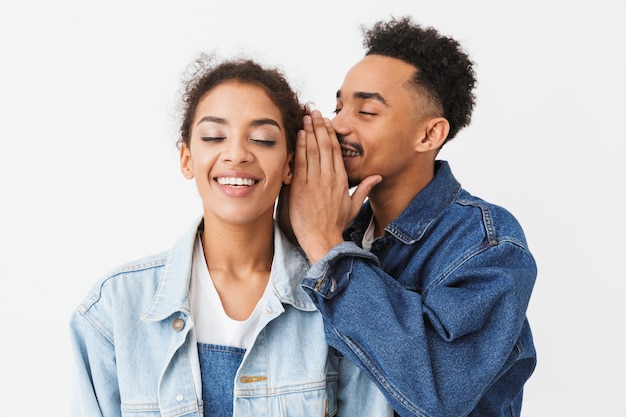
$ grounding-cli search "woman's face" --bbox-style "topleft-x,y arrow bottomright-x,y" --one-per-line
180,81 -> 293,226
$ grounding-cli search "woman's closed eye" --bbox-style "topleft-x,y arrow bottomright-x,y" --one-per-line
251,138 -> 276,147
201,136 -> 226,142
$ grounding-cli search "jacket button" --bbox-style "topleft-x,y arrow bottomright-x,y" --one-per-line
172,318 -> 185,331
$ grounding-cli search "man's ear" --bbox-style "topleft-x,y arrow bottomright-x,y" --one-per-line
180,143 -> 195,179
416,117 -> 450,152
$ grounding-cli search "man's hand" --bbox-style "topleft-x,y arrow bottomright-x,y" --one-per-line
288,110 -> 381,264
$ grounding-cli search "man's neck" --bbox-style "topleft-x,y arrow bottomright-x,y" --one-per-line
368,163 -> 435,237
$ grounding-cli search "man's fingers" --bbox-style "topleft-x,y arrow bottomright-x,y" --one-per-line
303,114 -> 322,180
350,175 -> 383,218
310,110 -> 338,175
323,117 -> 347,177
293,129 -> 308,183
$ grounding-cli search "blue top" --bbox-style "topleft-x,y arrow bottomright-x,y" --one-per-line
303,160 -> 537,417
197,343 -> 245,417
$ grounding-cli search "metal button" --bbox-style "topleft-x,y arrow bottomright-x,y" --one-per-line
172,318 -> 185,331
176,394 -> 184,401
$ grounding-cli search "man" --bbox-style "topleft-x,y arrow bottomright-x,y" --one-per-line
284,16 -> 537,417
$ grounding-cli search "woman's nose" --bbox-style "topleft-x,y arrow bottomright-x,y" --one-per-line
222,138 -> 252,164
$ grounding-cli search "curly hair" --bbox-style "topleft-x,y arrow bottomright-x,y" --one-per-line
177,54 -> 307,152
362,16 -> 476,143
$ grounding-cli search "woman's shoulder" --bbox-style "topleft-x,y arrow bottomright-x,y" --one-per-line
76,250 -> 171,313
78,218 -> 202,312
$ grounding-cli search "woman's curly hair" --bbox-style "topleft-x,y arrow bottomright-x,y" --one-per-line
177,53 -> 307,152
363,16 -> 477,143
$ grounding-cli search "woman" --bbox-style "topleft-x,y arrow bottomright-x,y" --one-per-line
69,56 -> 392,417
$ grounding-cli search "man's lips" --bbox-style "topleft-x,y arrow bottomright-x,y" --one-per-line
341,148 -> 360,157
338,134 -> 363,157
340,144 -> 362,157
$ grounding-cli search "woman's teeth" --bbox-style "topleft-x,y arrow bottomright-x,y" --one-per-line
217,177 -> 256,186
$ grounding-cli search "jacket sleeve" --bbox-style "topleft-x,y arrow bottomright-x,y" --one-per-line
302,240 -> 536,417
335,350 -> 394,416
69,309 -> 121,417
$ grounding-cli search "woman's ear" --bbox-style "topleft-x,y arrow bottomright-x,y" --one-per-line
283,153 -> 294,185
415,117 -> 450,152
180,143 -> 195,179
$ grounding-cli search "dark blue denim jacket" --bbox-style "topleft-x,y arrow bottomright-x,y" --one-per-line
302,161 -> 537,417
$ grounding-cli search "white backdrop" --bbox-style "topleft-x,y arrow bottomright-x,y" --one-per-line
1,1 -> 625,415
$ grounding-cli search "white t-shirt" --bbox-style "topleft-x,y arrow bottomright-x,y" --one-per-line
361,215 -> 376,252
189,235 -> 272,349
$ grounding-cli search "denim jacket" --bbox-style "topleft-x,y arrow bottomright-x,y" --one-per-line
70,218 -> 392,417
302,161 -> 537,417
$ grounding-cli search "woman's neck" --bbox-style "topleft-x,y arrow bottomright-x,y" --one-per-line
201,216 -> 274,276
200,215 -> 274,321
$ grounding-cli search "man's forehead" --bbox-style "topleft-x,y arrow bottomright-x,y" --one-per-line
354,55 -> 415,76
337,56 -> 416,102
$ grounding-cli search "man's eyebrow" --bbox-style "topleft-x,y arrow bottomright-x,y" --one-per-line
336,90 -> 389,106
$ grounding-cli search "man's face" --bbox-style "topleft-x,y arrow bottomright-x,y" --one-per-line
332,54 -> 429,188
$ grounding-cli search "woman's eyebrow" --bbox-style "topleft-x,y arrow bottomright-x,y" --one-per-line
196,116 -> 227,127
196,116 -> 280,129
250,118 -> 281,130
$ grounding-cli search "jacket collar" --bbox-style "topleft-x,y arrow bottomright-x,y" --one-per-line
347,160 -> 462,245
269,224 -> 316,311
142,217 -> 314,321
141,217 -> 200,321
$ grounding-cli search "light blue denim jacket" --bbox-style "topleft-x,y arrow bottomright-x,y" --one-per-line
70,218 -> 392,417
302,161 -> 537,417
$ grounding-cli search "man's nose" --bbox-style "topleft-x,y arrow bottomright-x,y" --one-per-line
331,112 -> 349,138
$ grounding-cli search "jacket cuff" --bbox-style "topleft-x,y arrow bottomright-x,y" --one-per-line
302,241 -> 379,298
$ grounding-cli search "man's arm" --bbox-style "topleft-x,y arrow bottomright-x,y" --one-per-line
302,239 -> 536,417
